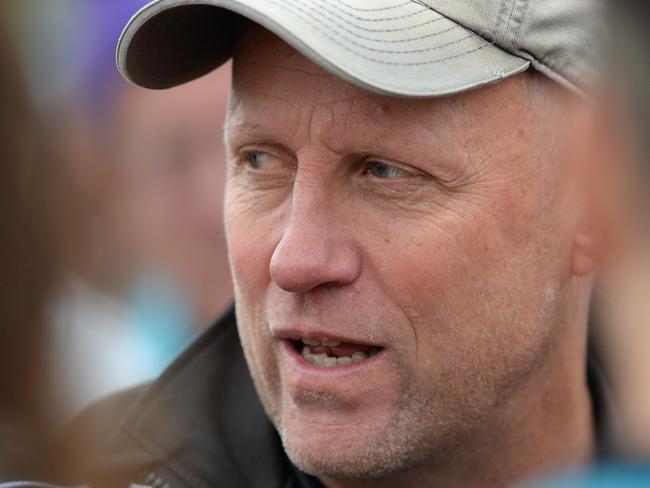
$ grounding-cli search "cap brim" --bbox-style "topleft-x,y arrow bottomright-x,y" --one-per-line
117,0 -> 531,97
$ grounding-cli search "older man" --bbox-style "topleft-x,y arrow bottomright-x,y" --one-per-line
69,1 -> 607,487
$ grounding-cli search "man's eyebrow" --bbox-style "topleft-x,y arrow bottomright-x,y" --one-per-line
226,122 -> 276,142
227,121 -> 262,133
225,121 -> 297,155
356,142 -> 393,156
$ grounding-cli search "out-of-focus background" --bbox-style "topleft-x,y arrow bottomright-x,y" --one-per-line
2,0 -> 232,425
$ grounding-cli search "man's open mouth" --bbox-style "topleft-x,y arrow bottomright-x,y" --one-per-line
289,338 -> 382,368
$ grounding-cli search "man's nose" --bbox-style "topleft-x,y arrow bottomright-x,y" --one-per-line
269,190 -> 361,294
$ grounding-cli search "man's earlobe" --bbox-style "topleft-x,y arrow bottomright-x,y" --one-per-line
571,233 -> 599,277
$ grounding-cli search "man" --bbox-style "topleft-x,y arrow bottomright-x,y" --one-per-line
68,1 -> 607,487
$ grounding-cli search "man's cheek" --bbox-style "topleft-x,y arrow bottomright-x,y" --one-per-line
226,213 -> 275,289
373,229 -> 481,306
229,238 -> 267,291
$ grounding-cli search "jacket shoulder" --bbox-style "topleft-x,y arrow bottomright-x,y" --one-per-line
50,383 -> 151,484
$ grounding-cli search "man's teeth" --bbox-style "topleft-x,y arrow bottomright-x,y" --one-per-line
301,346 -> 372,367
303,338 -> 340,347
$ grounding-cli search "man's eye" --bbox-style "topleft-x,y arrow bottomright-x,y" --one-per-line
240,150 -> 291,175
245,151 -> 271,170
364,161 -> 412,180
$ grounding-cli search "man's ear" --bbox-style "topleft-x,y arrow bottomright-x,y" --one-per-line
568,96 -> 617,278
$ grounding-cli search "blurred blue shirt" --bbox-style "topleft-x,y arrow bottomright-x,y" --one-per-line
527,464 -> 650,488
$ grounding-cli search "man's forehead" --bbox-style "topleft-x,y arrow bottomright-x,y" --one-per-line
231,23 -> 363,103
230,45 -> 530,133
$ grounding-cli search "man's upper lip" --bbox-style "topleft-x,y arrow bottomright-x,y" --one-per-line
272,327 -> 384,348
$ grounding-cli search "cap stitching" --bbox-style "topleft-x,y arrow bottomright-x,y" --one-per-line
529,57 -> 584,95
495,0 -> 510,44
325,0 -> 415,13
282,0 -> 461,44
280,0 -> 485,58
405,0 -> 503,51
505,0 -> 528,50
286,0 -> 476,54
268,0 -> 490,65
513,0 -> 530,49
312,22 -> 461,45
278,0 -> 446,33
504,0 -> 518,41
297,0 -> 432,23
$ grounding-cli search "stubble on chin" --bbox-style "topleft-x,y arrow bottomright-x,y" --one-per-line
271,366 -> 466,481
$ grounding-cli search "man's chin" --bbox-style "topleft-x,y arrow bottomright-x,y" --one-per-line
278,418 -> 406,480
283,438 -> 394,480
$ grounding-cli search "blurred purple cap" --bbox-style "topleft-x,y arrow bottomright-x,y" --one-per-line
76,0 -> 149,120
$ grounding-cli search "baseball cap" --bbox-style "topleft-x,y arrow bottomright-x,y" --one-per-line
116,0 -> 602,97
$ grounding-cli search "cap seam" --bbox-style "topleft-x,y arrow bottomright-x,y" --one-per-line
514,0 -> 530,49
283,0 -> 462,46
504,0 -> 517,41
406,0 -> 504,56
495,0 -> 511,44
289,0 -> 481,55
411,0 -> 497,42
272,0 -> 448,34
322,0 -> 413,13
267,0 -> 491,64
527,55 -> 585,96
508,0 -> 528,50
301,0 -> 432,23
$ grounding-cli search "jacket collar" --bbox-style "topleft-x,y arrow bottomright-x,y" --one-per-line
114,305 -> 294,488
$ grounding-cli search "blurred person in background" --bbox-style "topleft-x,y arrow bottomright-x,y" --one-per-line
0,9 -> 66,480
524,0 -> 650,486
0,0 -> 233,481
48,61 -> 234,421
593,0 -> 650,460
8,0 -> 233,422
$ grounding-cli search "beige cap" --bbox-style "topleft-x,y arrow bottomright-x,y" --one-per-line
117,0 -> 603,97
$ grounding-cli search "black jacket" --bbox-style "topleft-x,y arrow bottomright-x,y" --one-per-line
58,305 -> 613,488
60,305 -> 317,488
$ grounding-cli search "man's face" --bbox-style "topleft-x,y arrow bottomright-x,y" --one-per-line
225,27 -> 580,479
